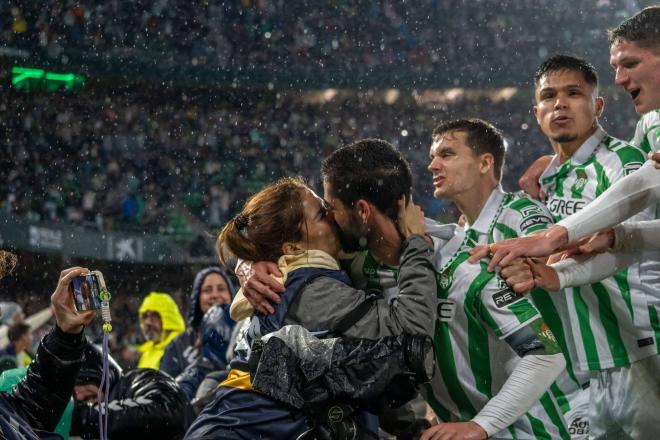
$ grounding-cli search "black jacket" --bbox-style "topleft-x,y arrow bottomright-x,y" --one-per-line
71,368 -> 194,440
0,326 -> 86,440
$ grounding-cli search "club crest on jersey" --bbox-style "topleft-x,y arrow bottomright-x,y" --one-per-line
437,299 -> 456,322
572,170 -> 588,192
437,271 -> 452,290
492,285 -> 522,308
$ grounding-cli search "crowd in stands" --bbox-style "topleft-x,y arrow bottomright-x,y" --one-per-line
1,86 -> 639,236
1,0 -> 650,84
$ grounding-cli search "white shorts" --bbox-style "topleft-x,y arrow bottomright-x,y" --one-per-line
589,354 -> 660,439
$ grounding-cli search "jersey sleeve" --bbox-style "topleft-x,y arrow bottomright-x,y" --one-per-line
492,197 -> 554,242
474,270 -> 540,339
632,111 -> 660,154
603,142 -> 647,185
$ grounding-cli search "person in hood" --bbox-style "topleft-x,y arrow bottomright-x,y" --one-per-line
71,342 -> 193,440
0,250 -> 95,440
137,292 -> 185,369
160,267 -> 236,377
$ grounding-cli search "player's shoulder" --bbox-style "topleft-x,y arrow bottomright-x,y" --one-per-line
598,134 -> 646,169
499,193 -> 554,236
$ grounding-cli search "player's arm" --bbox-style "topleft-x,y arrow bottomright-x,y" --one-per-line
230,259 -> 285,319
467,319 -> 565,438
518,155 -> 553,199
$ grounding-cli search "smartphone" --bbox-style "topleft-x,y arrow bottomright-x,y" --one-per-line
69,270 -> 106,312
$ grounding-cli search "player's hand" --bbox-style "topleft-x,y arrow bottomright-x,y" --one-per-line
519,155 -> 552,199
649,152 -> 660,169
243,261 -> 284,315
528,258 -> 561,291
51,267 -> 96,334
397,195 -> 426,238
500,258 -> 535,293
576,229 -> 615,254
420,421 -> 487,440
469,225 -> 569,272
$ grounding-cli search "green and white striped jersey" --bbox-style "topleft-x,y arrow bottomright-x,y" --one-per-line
540,127 -> 658,371
492,191 -> 591,425
423,188 -> 570,439
632,109 -> 660,153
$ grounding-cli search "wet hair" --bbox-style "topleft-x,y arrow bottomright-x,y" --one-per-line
432,118 -> 506,181
320,139 -> 412,221
608,6 -> 660,50
8,322 -> 30,343
0,251 -> 17,281
534,54 -> 599,89
217,177 -> 308,265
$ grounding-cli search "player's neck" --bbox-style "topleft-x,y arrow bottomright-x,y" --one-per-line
553,125 -> 598,164
453,181 -> 498,226
367,214 -> 402,266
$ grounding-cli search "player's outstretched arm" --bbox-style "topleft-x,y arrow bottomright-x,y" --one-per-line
469,225 -> 568,272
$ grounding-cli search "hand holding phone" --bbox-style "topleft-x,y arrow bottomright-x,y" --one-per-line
69,270 -> 106,312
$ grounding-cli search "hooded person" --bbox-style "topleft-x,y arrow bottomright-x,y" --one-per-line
160,267 -> 236,377
71,342 -> 193,440
137,292 -> 185,370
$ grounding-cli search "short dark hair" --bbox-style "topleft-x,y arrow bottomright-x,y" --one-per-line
321,139 -> 412,221
8,322 -> 30,343
432,119 -> 506,181
608,6 -> 660,50
534,54 -> 599,89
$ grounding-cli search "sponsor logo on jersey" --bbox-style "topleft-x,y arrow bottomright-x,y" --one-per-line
492,287 -> 523,308
437,299 -> 456,321
568,416 -> 589,436
547,197 -> 586,217
624,162 -> 643,176
520,214 -> 553,232
519,205 -> 544,217
637,337 -> 654,347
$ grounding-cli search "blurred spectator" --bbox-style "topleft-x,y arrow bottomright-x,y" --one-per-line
161,267 -> 237,377
137,291 -> 185,369
0,322 -> 33,372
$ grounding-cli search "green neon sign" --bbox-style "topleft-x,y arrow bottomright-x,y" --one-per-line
11,67 -> 85,91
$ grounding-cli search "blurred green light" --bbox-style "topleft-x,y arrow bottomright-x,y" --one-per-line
11,66 -> 85,91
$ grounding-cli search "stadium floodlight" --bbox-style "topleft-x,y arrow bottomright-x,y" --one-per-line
11,66 -> 85,91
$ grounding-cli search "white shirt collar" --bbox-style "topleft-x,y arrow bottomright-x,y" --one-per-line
465,186 -> 505,235
541,126 -> 606,179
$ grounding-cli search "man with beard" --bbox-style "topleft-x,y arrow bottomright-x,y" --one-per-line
137,291 -> 185,369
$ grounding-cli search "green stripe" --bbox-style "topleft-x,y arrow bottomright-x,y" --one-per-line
432,317 -> 477,419
423,383 -> 452,421
466,270 -> 496,400
613,268 -> 633,319
525,412 -> 552,439
530,289 -> 580,387
553,162 -> 572,198
592,159 -> 611,197
508,297 -> 539,324
539,393 -> 571,439
494,222 -> 519,240
592,282 -> 630,366
550,383 -> 570,414
573,287 -> 601,370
